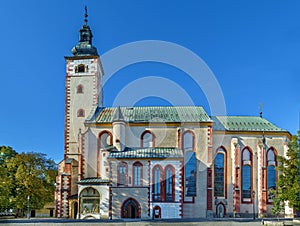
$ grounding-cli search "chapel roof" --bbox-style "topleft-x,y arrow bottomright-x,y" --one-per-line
86,106 -> 212,124
78,177 -> 111,185
108,147 -> 183,159
211,116 -> 286,132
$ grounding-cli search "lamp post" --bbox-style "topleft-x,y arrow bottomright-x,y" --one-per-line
27,195 -> 30,219
151,192 -> 154,220
26,162 -> 30,219
252,190 -> 256,220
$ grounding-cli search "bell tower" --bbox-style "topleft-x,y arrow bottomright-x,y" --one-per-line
64,6 -> 104,160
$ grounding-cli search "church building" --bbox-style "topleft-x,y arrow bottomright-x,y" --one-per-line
55,9 -> 292,219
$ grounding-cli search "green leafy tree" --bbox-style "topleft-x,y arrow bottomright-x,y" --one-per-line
0,149 -> 57,214
6,152 -> 57,211
273,132 -> 300,215
0,146 -> 17,211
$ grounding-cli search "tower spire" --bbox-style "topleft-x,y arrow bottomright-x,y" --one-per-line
259,102 -> 263,118
84,6 -> 88,25
71,6 -> 98,56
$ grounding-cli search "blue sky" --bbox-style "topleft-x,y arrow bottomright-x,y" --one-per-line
0,0 -> 299,163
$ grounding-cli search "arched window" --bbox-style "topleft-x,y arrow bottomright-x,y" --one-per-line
133,162 -> 143,186
77,109 -> 85,117
153,205 -> 161,219
141,130 -> 155,147
153,165 -> 163,201
183,131 -> 197,199
267,148 -> 277,201
214,148 -> 226,197
77,84 -> 83,94
165,165 -> 175,202
99,131 -> 113,150
75,64 -> 86,73
183,131 -> 194,151
118,162 -> 128,186
241,148 -> 252,202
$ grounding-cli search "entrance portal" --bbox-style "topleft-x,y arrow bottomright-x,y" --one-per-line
121,198 -> 141,218
216,203 -> 226,218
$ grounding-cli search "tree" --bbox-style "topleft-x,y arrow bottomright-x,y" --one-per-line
6,152 -> 57,211
273,132 -> 300,216
0,149 -> 57,214
0,146 -> 17,211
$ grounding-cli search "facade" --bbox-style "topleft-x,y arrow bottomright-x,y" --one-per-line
55,11 -> 292,219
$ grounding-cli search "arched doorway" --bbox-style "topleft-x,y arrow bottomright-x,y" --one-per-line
121,198 -> 141,218
216,203 -> 226,218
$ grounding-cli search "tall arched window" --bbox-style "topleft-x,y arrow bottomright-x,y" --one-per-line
165,165 -> 175,202
241,148 -> 252,202
133,162 -> 143,186
76,84 -> 83,94
183,131 -> 194,151
153,165 -> 163,201
141,130 -> 155,147
118,162 -> 128,186
267,148 -> 277,201
214,148 -> 226,197
183,131 -> 197,199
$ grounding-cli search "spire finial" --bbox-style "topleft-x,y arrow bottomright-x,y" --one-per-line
259,102 -> 263,118
84,6 -> 88,25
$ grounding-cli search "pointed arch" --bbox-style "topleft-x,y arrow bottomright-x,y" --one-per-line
182,130 -> 197,201
267,147 -> 277,203
133,161 -> 143,186
121,198 -> 141,218
214,146 -> 227,198
141,130 -> 155,147
98,130 -> 113,150
241,147 -> 253,203
152,164 -> 164,201
117,161 -> 128,186
182,130 -> 195,151
165,164 -> 175,202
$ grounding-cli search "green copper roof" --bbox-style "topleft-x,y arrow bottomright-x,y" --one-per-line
211,116 -> 286,132
108,147 -> 183,159
86,106 -> 211,124
78,177 -> 110,185
71,7 -> 98,56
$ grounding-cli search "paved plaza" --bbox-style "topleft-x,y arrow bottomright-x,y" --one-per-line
0,218 -> 298,226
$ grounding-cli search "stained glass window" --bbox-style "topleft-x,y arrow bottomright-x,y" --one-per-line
214,153 -> 225,197
185,152 -> 197,197
165,166 -> 174,201
118,162 -> 127,186
242,165 -> 251,199
133,162 -> 142,186
267,149 -> 277,201
153,166 -> 161,201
